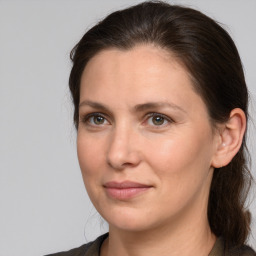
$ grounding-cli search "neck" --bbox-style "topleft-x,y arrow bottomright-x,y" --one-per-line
101,209 -> 216,256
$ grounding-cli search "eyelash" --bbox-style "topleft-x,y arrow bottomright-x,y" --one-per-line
81,112 -> 109,126
145,113 -> 173,127
80,112 -> 173,128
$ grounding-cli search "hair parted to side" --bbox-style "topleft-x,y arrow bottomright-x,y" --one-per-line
69,0 -> 253,248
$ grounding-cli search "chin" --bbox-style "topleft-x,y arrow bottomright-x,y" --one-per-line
101,207 -> 161,232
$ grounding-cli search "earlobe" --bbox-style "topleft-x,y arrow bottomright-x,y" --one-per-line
211,108 -> 246,168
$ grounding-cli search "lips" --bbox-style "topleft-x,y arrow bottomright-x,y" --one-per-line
103,181 -> 153,200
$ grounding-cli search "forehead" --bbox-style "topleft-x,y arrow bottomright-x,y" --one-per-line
81,44 -> 191,91
83,44 -> 177,73
80,45 -> 208,116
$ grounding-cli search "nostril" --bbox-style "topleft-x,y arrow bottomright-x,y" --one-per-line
106,129 -> 141,170
106,151 -> 141,170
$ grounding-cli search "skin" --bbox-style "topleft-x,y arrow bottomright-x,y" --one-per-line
77,45 -> 245,256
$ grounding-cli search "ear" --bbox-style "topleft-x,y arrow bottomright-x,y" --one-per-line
211,108 -> 246,168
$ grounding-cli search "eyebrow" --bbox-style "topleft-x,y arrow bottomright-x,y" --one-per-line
79,100 -> 186,113
79,100 -> 109,111
134,102 -> 186,113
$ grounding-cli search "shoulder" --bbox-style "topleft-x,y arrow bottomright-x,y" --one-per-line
227,244 -> 256,256
210,237 -> 255,256
45,243 -> 91,256
45,233 -> 108,256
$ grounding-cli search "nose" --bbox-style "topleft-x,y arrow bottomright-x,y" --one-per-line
106,126 -> 141,170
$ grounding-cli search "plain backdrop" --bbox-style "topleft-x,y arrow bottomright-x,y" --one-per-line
0,0 -> 255,255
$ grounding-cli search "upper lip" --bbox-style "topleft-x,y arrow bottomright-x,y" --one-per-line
104,181 -> 152,189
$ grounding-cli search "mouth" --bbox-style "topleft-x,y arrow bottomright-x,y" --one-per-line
103,181 -> 153,200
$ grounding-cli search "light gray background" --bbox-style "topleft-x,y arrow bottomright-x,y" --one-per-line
0,0 -> 255,255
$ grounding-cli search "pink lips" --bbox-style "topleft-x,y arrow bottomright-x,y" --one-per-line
104,181 -> 152,200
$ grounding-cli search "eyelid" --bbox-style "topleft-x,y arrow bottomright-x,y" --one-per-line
144,112 -> 174,126
80,111 -> 173,127
80,112 -> 111,125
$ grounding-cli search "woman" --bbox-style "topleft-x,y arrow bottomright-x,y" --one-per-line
47,1 -> 255,255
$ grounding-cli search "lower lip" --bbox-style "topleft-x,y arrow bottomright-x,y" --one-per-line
105,187 -> 151,200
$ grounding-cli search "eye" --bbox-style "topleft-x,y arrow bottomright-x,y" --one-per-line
90,115 -> 106,125
81,113 -> 109,126
146,113 -> 172,127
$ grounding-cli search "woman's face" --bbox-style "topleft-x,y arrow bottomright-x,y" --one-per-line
77,45 -> 219,232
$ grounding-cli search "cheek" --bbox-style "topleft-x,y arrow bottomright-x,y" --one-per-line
145,134 -> 214,214
77,133 -> 104,183
145,128 -> 214,185
76,134 -> 108,210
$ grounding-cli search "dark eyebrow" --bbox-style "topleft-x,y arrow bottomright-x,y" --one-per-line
79,100 -> 109,111
134,102 -> 186,113
79,100 -> 186,113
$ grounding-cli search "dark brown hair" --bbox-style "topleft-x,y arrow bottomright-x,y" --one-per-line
69,1 -> 253,248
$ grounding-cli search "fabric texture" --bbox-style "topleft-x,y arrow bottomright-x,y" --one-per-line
45,233 -> 255,256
